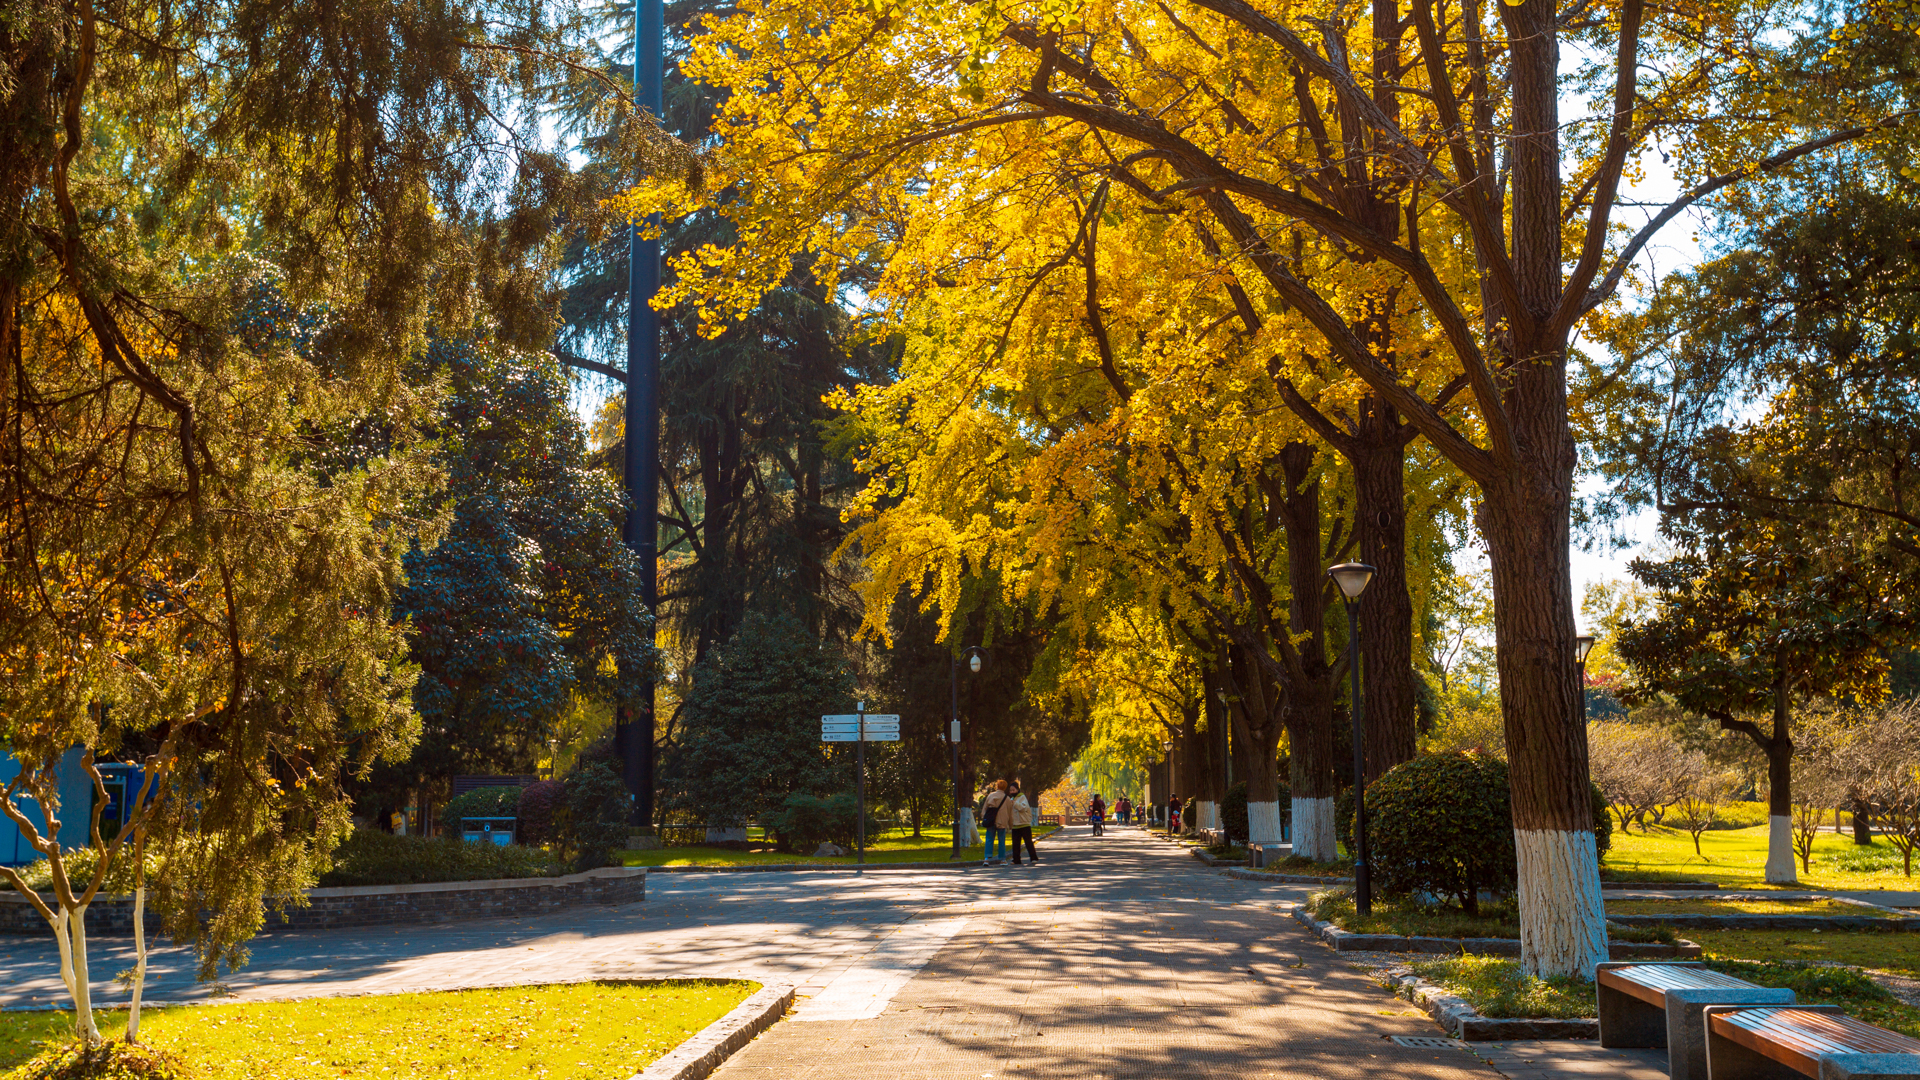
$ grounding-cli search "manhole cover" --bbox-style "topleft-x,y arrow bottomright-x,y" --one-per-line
1390,1035 -> 1469,1050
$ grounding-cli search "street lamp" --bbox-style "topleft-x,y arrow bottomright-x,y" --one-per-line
1162,738 -> 1174,838
1575,633 -> 1596,725
1328,561 -> 1376,917
950,646 -> 987,859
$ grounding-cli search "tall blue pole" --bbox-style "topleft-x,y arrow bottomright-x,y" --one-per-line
619,0 -> 664,828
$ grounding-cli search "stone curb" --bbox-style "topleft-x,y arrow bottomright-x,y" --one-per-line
628,982 -> 795,1080
1190,850 -> 1248,867
1376,966 -> 1599,1042
1601,881 -> 1720,891
1608,912 -> 1918,931
1226,867 -> 1356,886
1289,906 -> 1702,959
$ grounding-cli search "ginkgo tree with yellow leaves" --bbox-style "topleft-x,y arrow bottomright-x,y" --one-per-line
621,0 -> 1917,974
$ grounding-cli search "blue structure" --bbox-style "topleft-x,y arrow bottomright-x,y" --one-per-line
0,748 -> 145,867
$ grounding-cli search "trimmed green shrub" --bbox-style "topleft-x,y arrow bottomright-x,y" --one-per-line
318,829 -> 562,887
1220,782 -> 1249,846
566,763 -> 631,870
1366,750 -> 1516,912
516,780 -> 565,846
440,785 -> 523,830
1360,752 -> 1616,912
762,793 -> 879,852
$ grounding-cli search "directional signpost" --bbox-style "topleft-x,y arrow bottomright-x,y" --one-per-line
823,707 -> 900,866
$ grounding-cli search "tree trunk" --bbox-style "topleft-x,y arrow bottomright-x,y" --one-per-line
1853,799 -> 1873,844
1764,675 -> 1797,884
1229,644 -> 1287,845
1478,465 -> 1606,976
1351,413 -> 1419,781
1278,442 -> 1342,860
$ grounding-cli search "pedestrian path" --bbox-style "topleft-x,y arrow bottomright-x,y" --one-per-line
0,824 -> 1674,1078
712,827 -> 1498,1080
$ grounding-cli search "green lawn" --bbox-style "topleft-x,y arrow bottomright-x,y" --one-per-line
1606,898 -> 1902,918
1,980 -> 755,1079
619,825 -> 1060,868
1603,823 -> 1918,892
1408,954 -> 1920,1035
1305,892 -> 1675,944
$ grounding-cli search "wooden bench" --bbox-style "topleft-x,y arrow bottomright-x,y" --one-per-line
1597,962 -> 1796,1080
1703,1005 -> 1920,1080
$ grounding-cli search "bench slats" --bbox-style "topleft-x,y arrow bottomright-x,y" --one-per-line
1599,964 -> 1760,1008
1711,1007 -> 1920,1076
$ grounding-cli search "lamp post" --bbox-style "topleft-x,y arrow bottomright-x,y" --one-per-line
1162,738 -> 1174,838
950,646 -> 986,859
1328,560 -> 1376,917
1575,633 -> 1596,725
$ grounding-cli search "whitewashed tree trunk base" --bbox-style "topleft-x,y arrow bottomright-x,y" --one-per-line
1292,797 -> 1336,862
957,812 -> 979,848
1248,800 -> 1283,846
1515,828 -> 1609,978
1766,816 -> 1798,884
1196,801 -> 1219,832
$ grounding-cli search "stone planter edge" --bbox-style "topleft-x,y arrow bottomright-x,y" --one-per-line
1289,906 -> 1702,959
1376,966 -> 1599,1042
628,981 -> 795,1080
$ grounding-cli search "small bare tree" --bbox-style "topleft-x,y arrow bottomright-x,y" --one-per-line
1855,702 -> 1920,878
1588,723 -> 1685,833
1672,754 -> 1732,857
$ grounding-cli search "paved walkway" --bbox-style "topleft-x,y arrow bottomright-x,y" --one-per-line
0,826 -> 1658,1078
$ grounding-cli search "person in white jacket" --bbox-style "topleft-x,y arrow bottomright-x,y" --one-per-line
1004,778 -> 1038,866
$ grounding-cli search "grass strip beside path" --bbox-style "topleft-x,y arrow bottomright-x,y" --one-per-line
1606,899 -> 1903,918
1,979 -> 756,1079
1305,893 -> 1676,944
1406,956 -> 1920,1036
1605,826 -> 1919,893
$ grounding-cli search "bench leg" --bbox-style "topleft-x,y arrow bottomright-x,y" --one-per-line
1598,986 -> 1668,1049
1596,963 -> 1702,1049
1819,1054 -> 1920,1080
1665,989 -> 1797,1080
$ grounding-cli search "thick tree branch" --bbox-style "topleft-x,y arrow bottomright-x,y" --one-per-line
1579,109 -> 1920,318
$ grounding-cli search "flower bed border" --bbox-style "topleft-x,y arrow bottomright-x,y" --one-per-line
1289,906 -> 1702,959
0,866 -> 646,936
629,981 -> 795,1080
1373,965 -> 1599,1041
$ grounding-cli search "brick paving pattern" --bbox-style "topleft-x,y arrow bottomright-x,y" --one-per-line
0,825 -> 1663,1079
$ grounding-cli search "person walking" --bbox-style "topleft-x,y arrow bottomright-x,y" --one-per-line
981,780 -> 1010,865
1167,793 -> 1181,834
1006,778 -> 1038,865
1116,796 -> 1131,825
1088,793 -> 1106,836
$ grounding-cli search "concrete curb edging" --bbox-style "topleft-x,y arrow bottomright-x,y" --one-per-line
629,982 -> 796,1080
1608,912 -> 1919,931
1190,849 -> 1248,867
1226,867 -> 1356,886
1289,906 -> 1703,959
1376,966 -> 1599,1041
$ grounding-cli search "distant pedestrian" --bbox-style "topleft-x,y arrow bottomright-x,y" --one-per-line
981,780 -> 1010,865
1006,778 -> 1038,865
1168,794 -> 1181,833
1089,793 -> 1106,836
1116,796 -> 1132,825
